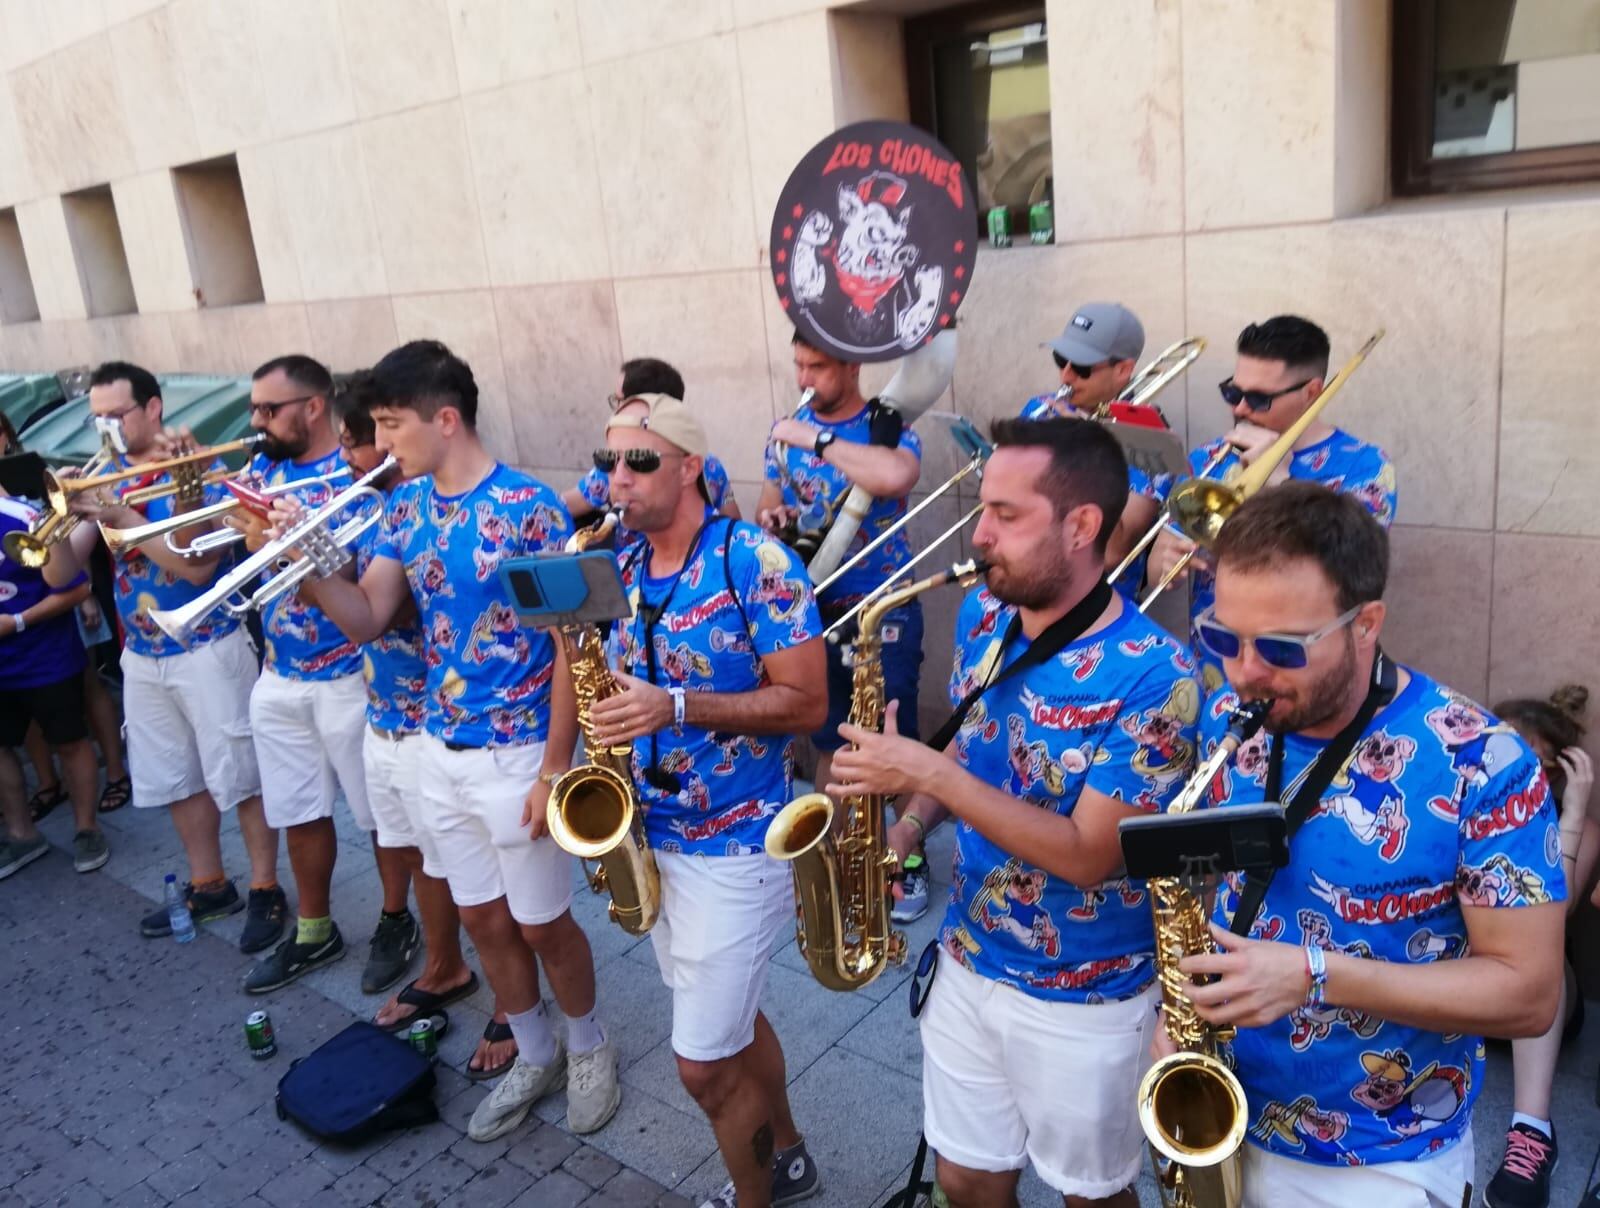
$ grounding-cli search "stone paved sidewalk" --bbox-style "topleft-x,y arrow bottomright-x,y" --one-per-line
6,794 -> 1600,1207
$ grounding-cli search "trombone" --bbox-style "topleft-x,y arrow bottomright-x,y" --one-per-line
1126,331 -> 1386,615
149,457 -> 394,647
1,420 -> 129,569
100,467 -> 351,559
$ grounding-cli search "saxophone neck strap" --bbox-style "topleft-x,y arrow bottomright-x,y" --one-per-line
925,577 -> 1114,755
1229,650 -> 1398,938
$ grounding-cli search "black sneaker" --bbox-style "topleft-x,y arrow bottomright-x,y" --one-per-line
140,880 -> 244,937
772,1140 -> 821,1206
362,910 -> 420,994
243,925 -> 345,994
1486,1122 -> 1557,1208
239,887 -> 289,955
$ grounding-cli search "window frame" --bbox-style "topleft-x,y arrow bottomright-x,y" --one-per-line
1392,0 -> 1600,196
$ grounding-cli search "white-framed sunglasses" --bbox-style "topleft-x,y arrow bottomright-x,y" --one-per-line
1195,604 -> 1363,670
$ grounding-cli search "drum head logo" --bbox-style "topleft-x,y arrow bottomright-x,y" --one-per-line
771,121 -> 977,364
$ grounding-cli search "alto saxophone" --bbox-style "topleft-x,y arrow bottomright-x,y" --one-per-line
546,510 -> 661,935
766,559 -> 988,991
1139,697 -> 1272,1208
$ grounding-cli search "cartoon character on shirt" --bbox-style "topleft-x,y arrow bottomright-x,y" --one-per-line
1322,730 -> 1415,861
472,504 -> 518,582
1005,714 -> 1066,797
1252,1096 -> 1354,1164
1423,698 -> 1526,821
1123,678 -> 1199,799
972,858 -> 1061,959
747,540 -> 809,627
466,600 -> 530,666
1459,852 -> 1551,907
1352,1052 -> 1469,1140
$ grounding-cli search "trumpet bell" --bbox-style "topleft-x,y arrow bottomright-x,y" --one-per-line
3,528 -> 49,569
1166,478 -> 1245,550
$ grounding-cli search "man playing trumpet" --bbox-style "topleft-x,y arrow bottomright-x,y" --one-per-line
832,418 -> 1199,1208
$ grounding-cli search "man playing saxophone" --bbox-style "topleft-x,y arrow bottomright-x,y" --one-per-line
1154,483 -> 1566,1208
832,418 -> 1200,1208
584,394 -> 827,1208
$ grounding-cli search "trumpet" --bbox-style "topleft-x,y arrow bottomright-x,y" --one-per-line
148,458 -> 394,646
1119,331 -> 1384,614
1,421 -> 127,568
43,435 -> 263,515
100,468 -> 351,559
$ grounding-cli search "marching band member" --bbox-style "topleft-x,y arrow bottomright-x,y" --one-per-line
0,497 -> 106,877
325,375 -> 524,1080
295,341 -> 619,1143
585,394 -> 827,1208
758,331 -> 928,919
1170,483 -> 1563,1207
562,357 -> 742,530
833,418 -> 1200,1208
66,362 -> 282,951
1021,302 -> 1161,578
1149,316 -> 1396,690
235,355 -> 381,995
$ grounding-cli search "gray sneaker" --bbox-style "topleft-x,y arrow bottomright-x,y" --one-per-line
73,829 -> 109,873
704,1139 -> 821,1208
566,1037 -> 620,1134
0,835 -> 50,880
467,1041 -> 567,1143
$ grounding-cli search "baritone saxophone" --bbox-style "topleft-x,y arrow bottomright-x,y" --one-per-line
765,558 -> 988,991
545,510 -> 661,935
1138,697 -> 1273,1208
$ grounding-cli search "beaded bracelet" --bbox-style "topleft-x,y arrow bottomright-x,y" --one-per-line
1304,945 -> 1328,1009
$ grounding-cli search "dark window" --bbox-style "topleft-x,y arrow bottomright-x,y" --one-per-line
1394,0 -> 1600,195
906,2 -> 1051,241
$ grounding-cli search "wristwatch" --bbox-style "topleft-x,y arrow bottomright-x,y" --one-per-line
812,429 -> 837,459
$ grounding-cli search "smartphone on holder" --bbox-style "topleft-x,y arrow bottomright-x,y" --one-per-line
1118,803 -> 1289,882
498,551 -> 632,629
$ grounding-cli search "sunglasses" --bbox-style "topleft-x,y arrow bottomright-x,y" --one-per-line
908,939 -> 940,1018
1218,377 -> 1313,412
1052,353 -> 1107,377
249,395 -> 315,419
1195,604 -> 1363,670
592,448 -> 682,474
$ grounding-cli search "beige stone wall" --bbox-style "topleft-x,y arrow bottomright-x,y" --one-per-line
1,0 -> 1599,739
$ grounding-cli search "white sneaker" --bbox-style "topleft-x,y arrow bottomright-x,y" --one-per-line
566,1036 -> 620,1134
699,1185 -> 738,1208
467,1041 -> 567,1142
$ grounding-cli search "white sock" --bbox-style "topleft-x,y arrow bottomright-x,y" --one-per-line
565,1006 -> 605,1054
1511,1112 -> 1552,1139
506,1001 -> 558,1067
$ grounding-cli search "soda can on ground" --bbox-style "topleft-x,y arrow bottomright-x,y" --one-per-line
986,206 -> 1011,248
1028,200 -> 1054,245
245,1010 -> 277,1060
409,1017 -> 438,1060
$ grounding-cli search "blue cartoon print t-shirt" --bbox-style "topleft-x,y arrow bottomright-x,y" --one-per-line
353,525 -> 426,735
940,587 -> 1200,1003
610,516 -> 823,856
1201,673 -> 1564,1168
762,401 -> 922,607
375,465 -> 573,748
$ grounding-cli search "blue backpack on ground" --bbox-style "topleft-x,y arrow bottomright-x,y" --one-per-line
274,1021 -> 439,1144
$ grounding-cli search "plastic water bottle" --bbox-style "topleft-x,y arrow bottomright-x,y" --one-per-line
164,874 -> 196,944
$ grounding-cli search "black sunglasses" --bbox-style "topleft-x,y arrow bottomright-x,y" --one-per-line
592,448 -> 680,474
1052,353 -> 1107,378
248,395 -> 315,420
1218,377 -> 1313,412
908,940 -> 940,1018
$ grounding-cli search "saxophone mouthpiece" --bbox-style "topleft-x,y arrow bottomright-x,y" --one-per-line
797,387 -> 816,410
1226,698 -> 1274,742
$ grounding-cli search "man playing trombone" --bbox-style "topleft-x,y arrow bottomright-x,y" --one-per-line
758,331 -> 928,918
63,361 -> 283,950
831,419 -> 1199,1208
1148,316 -> 1396,691
234,355 -> 378,994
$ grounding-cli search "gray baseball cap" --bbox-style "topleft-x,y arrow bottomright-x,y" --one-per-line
1045,302 -> 1145,366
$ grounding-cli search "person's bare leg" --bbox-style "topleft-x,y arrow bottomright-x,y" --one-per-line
934,1156 -> 1022,1208
284,817 -> 336,920
744,1012 -> 800,1151
56,739 -> 100,833
680,1051 -> 776,1208
234,795 -> 279,887
372,848 -> 479,1028
0,748 -> 40,842
1510,964 -> 1571,1121
372,836 -> 411,915
518,911 -> 596,1017
82,668 -> 126,782
22,724 -> 56,795
168,791 -> 225,884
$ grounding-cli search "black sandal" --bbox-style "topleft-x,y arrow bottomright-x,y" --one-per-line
373,971 -> 479,1033
27,784 -> 66,823
466,1019 -> 517,1082
97,776 -> 131,814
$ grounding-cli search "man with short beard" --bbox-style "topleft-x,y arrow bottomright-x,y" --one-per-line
1161,482 -> 1564,1207
832,418 -> 1200,1208
235,355 -> 383,994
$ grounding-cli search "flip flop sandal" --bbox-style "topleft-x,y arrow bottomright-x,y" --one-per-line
466,1018 -> 517,1082
97,776 -> 131,814
27,784 -> 66,823
373,971 -> 480,1033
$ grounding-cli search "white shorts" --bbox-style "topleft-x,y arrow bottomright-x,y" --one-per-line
414,733 -> 572,926
363,727 -> 442,876
121,627 -> 261,810
650,850 -> 794,1063
1241,1131 -> 1475,1208
919,952 -> 1158,1199
249,668 -> 372,831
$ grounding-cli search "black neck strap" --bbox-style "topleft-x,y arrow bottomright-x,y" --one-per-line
926,577 -> 1115,754
1230,650 -> 1398,937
